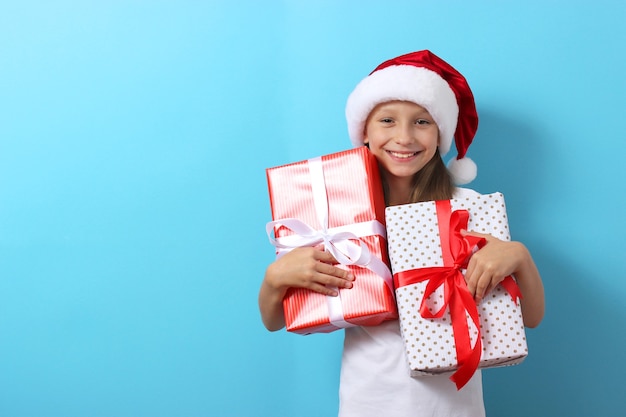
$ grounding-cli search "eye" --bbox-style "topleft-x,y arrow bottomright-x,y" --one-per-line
380,117 -> 394,123
415,118 -> 431,125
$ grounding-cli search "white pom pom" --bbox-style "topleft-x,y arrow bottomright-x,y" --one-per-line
447,156 -> 477,185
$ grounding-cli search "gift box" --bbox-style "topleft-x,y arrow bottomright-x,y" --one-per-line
266,147 -> 397,335
385,192 -> 527,389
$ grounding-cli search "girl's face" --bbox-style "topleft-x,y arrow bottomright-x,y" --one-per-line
363,101 -> 439,185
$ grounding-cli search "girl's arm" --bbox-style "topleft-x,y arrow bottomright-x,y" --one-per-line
258,247 -> 355,331
462,232 -> 545,328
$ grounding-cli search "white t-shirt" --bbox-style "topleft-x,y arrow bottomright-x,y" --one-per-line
338,188 -> 486,417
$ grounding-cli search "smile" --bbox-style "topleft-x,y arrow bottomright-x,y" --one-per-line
387,150 -> 419,159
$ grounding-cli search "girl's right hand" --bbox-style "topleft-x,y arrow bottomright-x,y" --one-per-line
265,246 -> 355,298
258,246 -> 354,331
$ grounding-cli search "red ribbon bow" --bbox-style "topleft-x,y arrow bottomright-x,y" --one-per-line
393,200 -> 522,390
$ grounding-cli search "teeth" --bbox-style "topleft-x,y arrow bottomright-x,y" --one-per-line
389,151 -> 417,159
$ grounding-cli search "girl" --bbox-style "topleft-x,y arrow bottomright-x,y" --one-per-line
259,50 -> 545,417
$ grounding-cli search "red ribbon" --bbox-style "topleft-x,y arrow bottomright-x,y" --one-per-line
393,200 -> 522,390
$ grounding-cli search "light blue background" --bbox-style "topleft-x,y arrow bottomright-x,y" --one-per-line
1,1 -> 624,416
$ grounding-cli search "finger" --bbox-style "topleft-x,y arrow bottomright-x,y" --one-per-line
326,276 -> 354,289
474,273 -> 494,303
306,272 -> 353,295
465,273 -> 477,298
314,255 -> 354,280
464,258 -> 485,300
314,248 -> 340,265
309,283 -> 340,297
461,229 -> 485,238
464,258 -> 478,296
316,262 -> 355,285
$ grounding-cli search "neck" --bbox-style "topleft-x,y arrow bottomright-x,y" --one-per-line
385,176 -> 414,206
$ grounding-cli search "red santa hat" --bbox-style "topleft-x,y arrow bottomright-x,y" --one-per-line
345,50 -> 479,184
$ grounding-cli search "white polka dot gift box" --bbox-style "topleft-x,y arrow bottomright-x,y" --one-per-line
266,147 -> 397,335
385,192 -> 527,390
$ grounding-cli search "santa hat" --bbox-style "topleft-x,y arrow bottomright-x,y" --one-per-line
345,50 -> 479,184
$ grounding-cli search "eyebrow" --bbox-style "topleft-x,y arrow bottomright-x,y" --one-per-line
371,107 -> 432,118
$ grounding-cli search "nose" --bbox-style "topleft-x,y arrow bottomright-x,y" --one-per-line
394,123 -> 414,145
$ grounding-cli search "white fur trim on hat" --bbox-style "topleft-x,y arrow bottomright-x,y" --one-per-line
345,65 -> 459,156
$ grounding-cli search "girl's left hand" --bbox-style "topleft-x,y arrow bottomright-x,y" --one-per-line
461,230 -> 526,303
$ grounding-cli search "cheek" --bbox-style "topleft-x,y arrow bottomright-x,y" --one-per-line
429,131 -> 440,150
